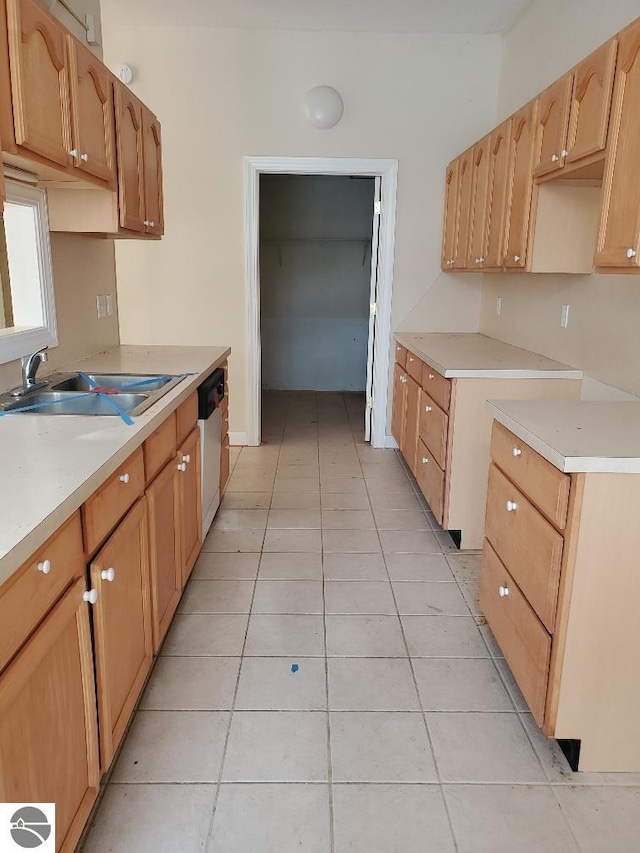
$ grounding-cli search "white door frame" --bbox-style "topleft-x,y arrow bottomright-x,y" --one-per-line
244,155 -> 398,448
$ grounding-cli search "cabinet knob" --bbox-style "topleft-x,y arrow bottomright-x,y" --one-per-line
119,473 -> 130,484
551,154 -> 559,162
37,559 -> 51,574
150,221 -> 155,227
101,567 -> 116,582
144,220 -> 150,227
561,149 -> 569,158
475,257 -> 484,264
506,500 -> 518,512
512,448 -> 522,457
69,148 -> 78,158
428,373 -> 434,380
421,456 -> 429,464
83,589 -> 98,605
182,454 -> 191,464
397,345 -> 401,351
513,255 -> 521,263
177,462 -> 187,472
80,153 -> 89,162
627,248 -> 637,259
424,405 -> 432,413
498,585 -> 510,597
409,357 -> 414,362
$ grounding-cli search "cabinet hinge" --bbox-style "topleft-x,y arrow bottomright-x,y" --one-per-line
370,302 -> 377,316
366,396 -> 374,408
374,200 -> 382,215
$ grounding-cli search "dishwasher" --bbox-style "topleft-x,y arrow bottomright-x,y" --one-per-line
197,368 -> 225,538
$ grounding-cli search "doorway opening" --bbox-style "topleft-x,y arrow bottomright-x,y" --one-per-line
245,157 -> 398,448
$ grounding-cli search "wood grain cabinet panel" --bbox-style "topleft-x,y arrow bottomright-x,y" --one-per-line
400,374 -> 420,475
485,463 -> 564,632
534,74 -> 574,178
394,343 -> 407,369
391,362 -> 407,447
142,107 -> 164,235
220,433 -> 230,495
416,440 -> 445,525
176,392 -> 198,445
83,448 -> 145,555
596,21 -> 640,268
484,120 -> 511,269
441,159 -> 459,270
177,428 -> 202,584
420,364 -> 451,413
565,38 -> 618,166
6,0 -> 72,167
405,351 -> 422,383
468,135 -> 491,269
0,577 -> 100,853
114,80 -> 145,233
418,390 -> 448,470
453,148 -> 473,270
144,412 -> 177,485
503,100 -> 541,269
67,36 -> 115,187
480,541 -> 551,726
89,498 -> 152,768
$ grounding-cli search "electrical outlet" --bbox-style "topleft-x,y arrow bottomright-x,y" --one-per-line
561,304 -> 570,329
105,294 -> 114,317
496,297 -> 502,316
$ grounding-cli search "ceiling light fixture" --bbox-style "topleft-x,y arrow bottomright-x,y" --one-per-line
304,86 -> 344,129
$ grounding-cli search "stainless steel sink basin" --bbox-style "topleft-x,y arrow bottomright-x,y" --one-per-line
0,371 -> 186,417
1,391 -> 149,416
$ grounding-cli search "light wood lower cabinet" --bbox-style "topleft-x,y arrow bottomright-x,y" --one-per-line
88,497 -> 152,768
400,374 -> 420,475
481,420 -> 640,771
177,427 -> 202,584
0,577 -> 100,853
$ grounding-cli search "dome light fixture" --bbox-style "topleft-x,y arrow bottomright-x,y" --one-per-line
304,86 -> 344,129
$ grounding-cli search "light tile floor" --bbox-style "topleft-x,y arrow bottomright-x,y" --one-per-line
82,391 -> 640,852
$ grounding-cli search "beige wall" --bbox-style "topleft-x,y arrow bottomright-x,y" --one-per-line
99,16 -> 502,437
480,0 -> 640,398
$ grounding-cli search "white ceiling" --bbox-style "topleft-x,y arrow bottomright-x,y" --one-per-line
102,0 -> 535,34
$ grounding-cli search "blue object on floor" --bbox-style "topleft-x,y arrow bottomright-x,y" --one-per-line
291,664 -> 299,674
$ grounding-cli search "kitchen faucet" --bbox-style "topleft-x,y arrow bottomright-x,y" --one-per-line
11,346 -> 49,397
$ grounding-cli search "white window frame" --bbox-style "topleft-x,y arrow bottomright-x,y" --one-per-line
0,179 -> 58,365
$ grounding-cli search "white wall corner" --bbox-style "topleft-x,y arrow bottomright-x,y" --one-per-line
229,431 -> 249,446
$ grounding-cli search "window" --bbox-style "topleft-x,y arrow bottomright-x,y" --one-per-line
0,177 -> 57,364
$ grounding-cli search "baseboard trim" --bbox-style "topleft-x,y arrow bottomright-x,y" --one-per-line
229,431 -> 249,446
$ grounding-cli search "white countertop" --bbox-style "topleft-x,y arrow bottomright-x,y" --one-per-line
488,399 -> 640,474
0,345 -> 230,585
395,333 -> 582,379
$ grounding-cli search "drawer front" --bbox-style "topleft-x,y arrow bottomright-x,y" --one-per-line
480,540 -> 551,726
491,422 -> 570,530
415,440 -> 445,525
485,463 -> 563,632
0,512 -> 85,671
83,448 -> 145,555
144,412 -> 177,484
421,364 -> 451,413
419,389 -> 448,470
394,342 -> 407,369
405,351 -> 423,383
176,392 -> 198,445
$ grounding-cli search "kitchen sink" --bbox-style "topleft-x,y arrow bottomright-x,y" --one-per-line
0,372 -> 186,417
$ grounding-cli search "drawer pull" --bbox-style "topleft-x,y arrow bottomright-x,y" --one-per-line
119,473 -> 130,484
37,559 -> 51,574
512,448 -> 522,457
101,567 -> 116,583
83,589 -> 98,605
177,462 -> 187,472
498,585 -> 510,597
506,500 -> 518,512
182,454 -> 191,464
421,457 -> 429,464
627,248 -> 637,259
424,405 -> 432,413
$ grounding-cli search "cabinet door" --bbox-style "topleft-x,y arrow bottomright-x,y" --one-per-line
143,107 -> 164,235
391,363 -> 407,447
89,497 -> 152,768
220,434 -> 230,495
177,428 -> 202,584
441,159 -> 459,270
6,0 -> 72,167
468,136 -> 491,269
453,149 -> 473,270
534,74 -> 573,178
400,374 -> 420,474
67,36 -> 116,187
146,458 -> 181,652
596,22 -> 640,269
114,81 -> 145,233
503,101 -> 541,269
565,39 -> 618,166
0,578 -> 99,853
484,120 -> 511,268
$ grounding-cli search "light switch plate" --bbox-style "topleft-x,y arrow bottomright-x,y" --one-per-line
496,297 -> 502,316
561,304 -> 570,328
105,294 -> 114,317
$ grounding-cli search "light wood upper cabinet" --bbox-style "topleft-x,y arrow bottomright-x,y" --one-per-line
565,39 -> 618,167
5,0 -> 72,167
468,135 -> 491,269
453,149 -> 473,270
0,578 -> 100,853
177,428 -> 202,585
143,107 -> 164,235
441,159 -> 459,270
484,120 -> 511,268
503,101 -> 541,269
596,20 -> 640,269
534,74 -> 573,178
89,497 -> 152,768
114,80 -> 146,233
67,36 -> 116,187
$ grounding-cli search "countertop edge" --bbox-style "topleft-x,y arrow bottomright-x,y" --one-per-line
0,346 -> 230,586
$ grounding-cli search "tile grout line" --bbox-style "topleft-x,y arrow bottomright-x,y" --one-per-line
202,392 -> 290,852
